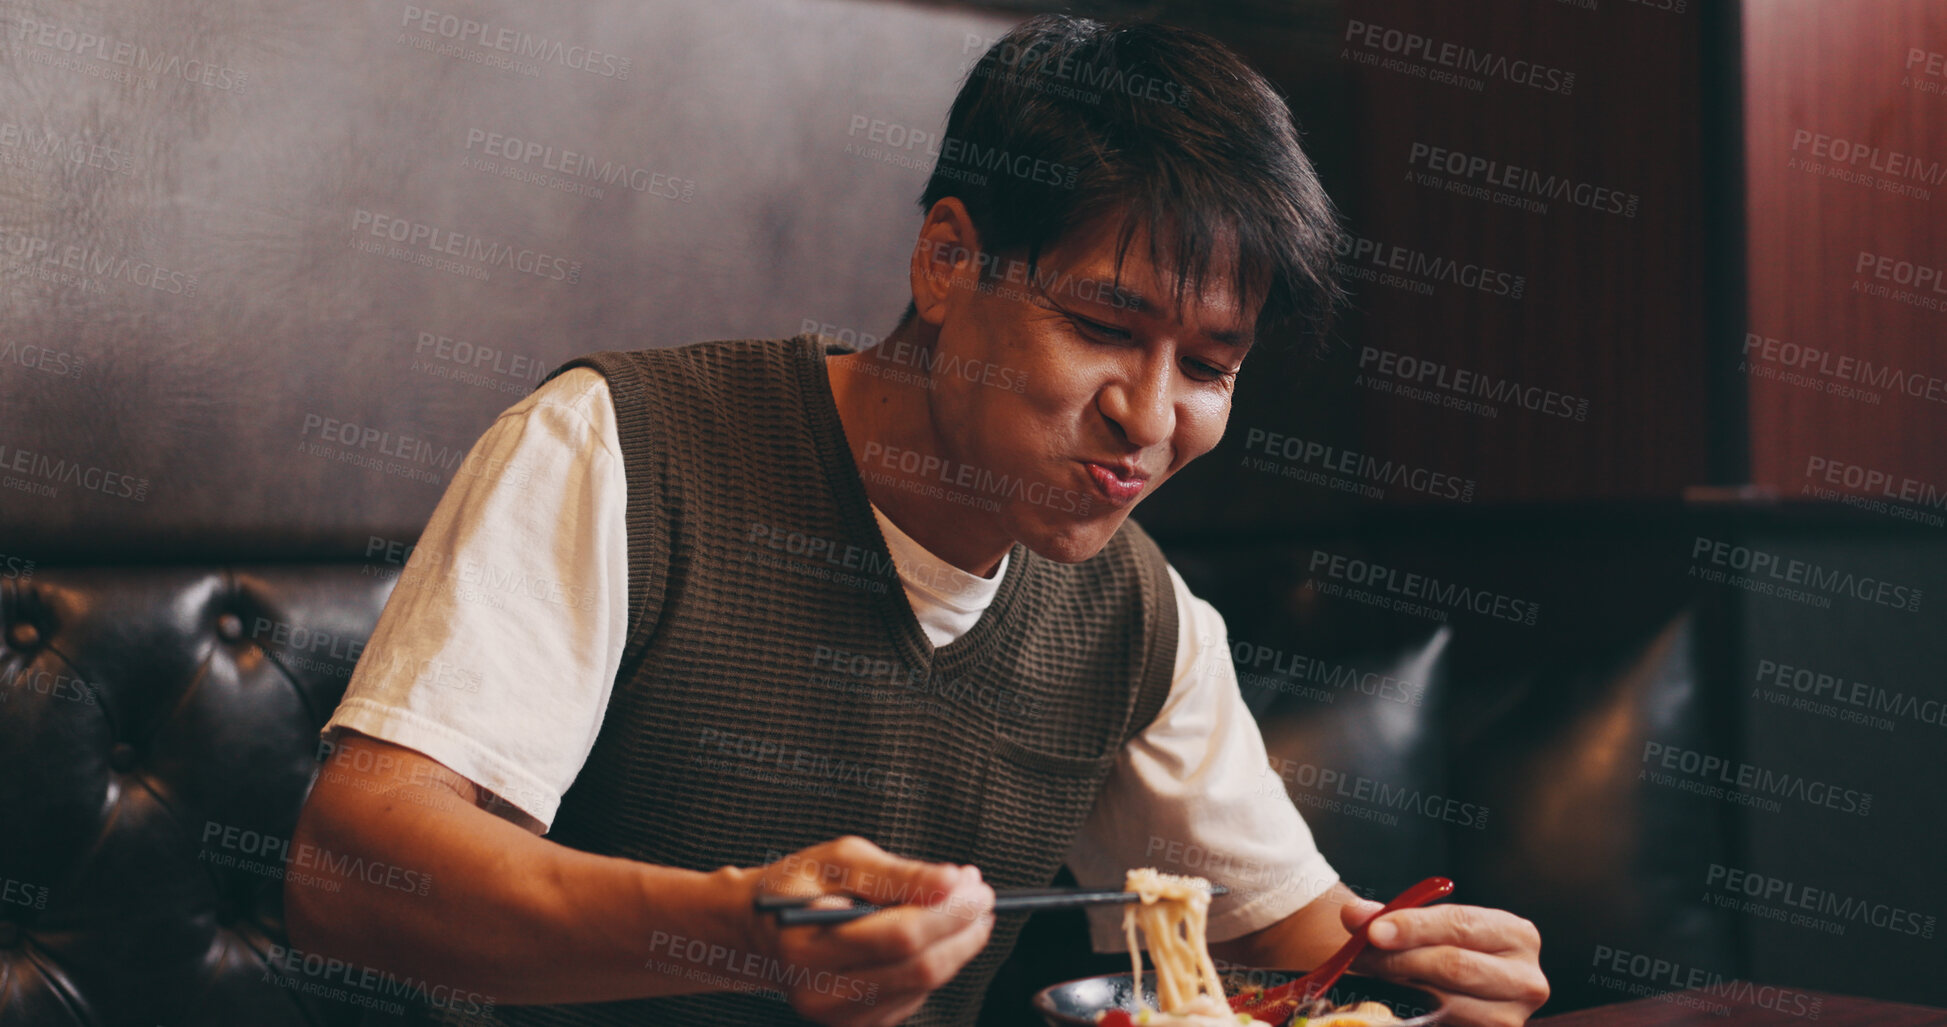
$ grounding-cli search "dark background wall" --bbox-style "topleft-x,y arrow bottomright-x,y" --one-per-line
4,0 -> 1944,1018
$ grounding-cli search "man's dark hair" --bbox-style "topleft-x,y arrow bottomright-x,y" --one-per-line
903,14 -> 1344,345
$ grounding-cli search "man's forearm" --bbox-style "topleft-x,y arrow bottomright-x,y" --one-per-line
1209,882 -> 1361,971
284,733 -> 760,1006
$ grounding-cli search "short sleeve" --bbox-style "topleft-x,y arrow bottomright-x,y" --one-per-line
1065,564 -> 1339,951
322,367 -> 629,832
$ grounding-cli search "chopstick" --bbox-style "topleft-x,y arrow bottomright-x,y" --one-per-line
759,884 -> 1229,926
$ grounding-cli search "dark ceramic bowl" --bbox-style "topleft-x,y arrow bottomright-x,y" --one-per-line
1032,968 -> 1446,1026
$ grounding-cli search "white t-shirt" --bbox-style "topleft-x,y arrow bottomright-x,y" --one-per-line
323,366 -> 1337,949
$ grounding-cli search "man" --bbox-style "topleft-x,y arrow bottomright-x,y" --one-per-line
288,14 -> 1548,1027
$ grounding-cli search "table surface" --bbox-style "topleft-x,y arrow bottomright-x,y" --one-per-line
1532,988 -> 1947,1025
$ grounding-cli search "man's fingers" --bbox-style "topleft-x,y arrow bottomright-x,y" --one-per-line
834,898 -> 994,1005
1358,904 -> 1541,956
787,889 -> 995,1025
820,874 -> 994,968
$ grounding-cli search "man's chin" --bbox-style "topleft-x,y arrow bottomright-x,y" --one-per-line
1013,507 -> 1132,564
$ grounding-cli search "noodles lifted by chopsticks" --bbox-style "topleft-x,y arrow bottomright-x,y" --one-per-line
1121,868 -> 1230,1016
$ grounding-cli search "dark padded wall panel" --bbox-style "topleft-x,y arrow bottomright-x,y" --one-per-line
1733,535 -> 1947,1005
0,0 -> 1012,556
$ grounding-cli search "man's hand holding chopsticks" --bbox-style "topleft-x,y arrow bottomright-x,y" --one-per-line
741,835 -> 996,1026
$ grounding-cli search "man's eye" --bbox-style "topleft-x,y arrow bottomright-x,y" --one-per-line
1070,316 -> 1132,342
1185,360 -> 1236,382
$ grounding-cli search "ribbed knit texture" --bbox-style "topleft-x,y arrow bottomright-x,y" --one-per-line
479,335 -> 1179,1027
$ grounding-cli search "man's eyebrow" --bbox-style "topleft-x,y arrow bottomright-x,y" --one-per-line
1056,273 -> 1252,348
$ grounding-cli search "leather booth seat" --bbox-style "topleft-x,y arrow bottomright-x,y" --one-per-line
1,566 -> 393,1026
3,524 -> 1740,1025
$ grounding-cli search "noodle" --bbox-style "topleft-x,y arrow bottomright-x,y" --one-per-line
1122,868 -> 1228,1015
1115,868 -> 1259,1025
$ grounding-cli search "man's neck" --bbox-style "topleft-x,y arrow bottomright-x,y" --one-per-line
824,325 -> 1014,578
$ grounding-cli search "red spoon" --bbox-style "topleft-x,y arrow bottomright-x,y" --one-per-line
1229,876 -> 1455,1023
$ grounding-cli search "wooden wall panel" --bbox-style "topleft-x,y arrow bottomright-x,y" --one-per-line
1333,0 -> 1709,505
1742,0 -> 1947,519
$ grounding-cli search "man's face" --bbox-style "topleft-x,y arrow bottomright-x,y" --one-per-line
912,207 -> 1256,563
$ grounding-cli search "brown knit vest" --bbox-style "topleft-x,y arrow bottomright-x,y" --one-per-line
489,335 -> 1178,1026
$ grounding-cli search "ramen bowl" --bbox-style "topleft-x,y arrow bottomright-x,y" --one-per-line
1033,968 -> 1446,1026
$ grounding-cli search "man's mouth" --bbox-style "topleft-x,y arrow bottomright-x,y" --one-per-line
1081,461 -> 1148,506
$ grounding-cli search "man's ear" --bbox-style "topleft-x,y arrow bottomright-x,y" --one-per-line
909,197 -> 981,327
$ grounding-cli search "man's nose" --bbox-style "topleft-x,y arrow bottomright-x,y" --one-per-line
1100,359 -> 1173,450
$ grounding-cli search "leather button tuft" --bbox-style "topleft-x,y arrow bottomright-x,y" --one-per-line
6,622 -> 39,649
216,613 -> 244,643
109,743 -> 137,773
0,922 -> 19,947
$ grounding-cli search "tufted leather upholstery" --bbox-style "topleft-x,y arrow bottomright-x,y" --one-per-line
1,566 -> 394,1026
